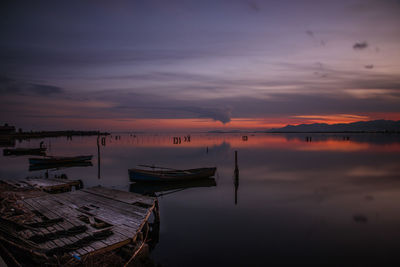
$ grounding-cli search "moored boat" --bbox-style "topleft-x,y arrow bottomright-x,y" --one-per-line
128,167 -> 217,182
29,155 -> 93,165
3,147 -> 46,156
29,161 -> 93,171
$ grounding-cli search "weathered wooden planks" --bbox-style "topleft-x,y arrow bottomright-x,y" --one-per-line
24,178 -> 81,191
1,178 -> 82,193
83,186 -> 155,207
13,186 -> 156,259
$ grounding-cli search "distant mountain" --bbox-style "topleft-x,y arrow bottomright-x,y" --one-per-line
207,130 -> 246,133
269,120 -> 400,133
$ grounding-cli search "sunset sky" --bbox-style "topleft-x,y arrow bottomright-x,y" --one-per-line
1,0 -> 400,131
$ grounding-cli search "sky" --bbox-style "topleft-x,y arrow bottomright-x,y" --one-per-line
1,0 -> 400,132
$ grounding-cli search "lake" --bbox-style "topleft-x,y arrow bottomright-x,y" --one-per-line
1,133 -> 400,266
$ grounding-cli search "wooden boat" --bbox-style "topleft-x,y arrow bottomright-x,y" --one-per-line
29,155 -> 93,165
3,147 -> 46,156
29,161 -> 93,171
128,166 -> 217,182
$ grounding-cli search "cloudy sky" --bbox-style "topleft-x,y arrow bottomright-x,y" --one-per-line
1,0 -> 400,131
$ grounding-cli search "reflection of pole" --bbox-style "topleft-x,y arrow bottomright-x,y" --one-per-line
97,135 -> 101,179
234,150 -> 239,205
147,200 -> 160,250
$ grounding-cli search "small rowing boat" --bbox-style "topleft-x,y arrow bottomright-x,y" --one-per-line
128,166 -> 217,182
29,155 -> 93,165
29,161 -> 93,171
3,147 -> 46,156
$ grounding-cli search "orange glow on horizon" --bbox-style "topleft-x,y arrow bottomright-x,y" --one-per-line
291,114 -> 370,124
24,112 -> 400,132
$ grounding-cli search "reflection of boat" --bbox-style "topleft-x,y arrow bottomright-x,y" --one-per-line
130,178 -> 217,195
3,147 -> 46,156
29,161 -> 93,171
128,167 -> 217,182
0,137 -> 15,148
29,155 -> 93,165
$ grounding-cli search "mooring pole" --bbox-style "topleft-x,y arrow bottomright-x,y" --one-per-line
97,135 -> 101,179
234,150 -> 239,205
235,151 -> 238,172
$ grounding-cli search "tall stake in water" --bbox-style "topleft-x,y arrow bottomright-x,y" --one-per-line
97,135 -> 101,179
234,150 -> 239,205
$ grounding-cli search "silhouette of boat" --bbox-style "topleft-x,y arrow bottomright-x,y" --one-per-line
29,161 -> 93,171
3,147 -> 46,156
29,155 -> 93,165
128,166 -> 217,182
130,178 -> 217,195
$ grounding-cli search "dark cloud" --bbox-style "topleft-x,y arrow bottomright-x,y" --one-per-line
0,75 -> 19,94
2,78 -> 400,126
0,47 -> 229,70
364,64 -> 374,69
245,0 -> 260,12
180,106 -> 231,123
0,75 -> 64,96
74,89 -> 234,124
353,41 -> 368,50
277,62 -> 400,91
30,84 -> 64,95
85,64 -> 400,121
305,30 -> 326,47
113,102 -> 232,124
0,75 -> 14,83
305,30 -> 314,37
91,79 -> 400,121
100,71 -> 211,83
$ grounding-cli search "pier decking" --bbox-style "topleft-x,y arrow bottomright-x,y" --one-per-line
1,177 -> 82,193
0,185 -> 159,266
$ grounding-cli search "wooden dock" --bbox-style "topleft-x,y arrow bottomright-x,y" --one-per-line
1,177 -> 82,193
0,186 -> 159,266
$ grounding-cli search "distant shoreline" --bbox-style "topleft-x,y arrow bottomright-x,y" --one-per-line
1,130 -> 110,139
206,131 -> 400,134
266,131 -> 400,134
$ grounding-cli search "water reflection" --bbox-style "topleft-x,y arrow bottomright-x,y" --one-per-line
0,136 -> 15,147
130,178 -> 217,196
1,133 -> 400,265
80,133 -> 400,152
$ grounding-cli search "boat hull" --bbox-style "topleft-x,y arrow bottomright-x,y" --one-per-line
3,148 -> 46,156
29,155 -> 93,165
29,161 -> 93,171
128,167 -> 217,182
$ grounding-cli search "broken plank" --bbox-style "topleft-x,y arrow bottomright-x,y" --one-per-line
83,186 -> 156,206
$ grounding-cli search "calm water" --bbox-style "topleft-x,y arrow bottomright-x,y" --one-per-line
1,133 -> 400,266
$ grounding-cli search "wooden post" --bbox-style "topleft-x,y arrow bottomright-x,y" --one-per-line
234,151 -> 238,172
97,135 -> 101,179
234,151 -> 239,205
